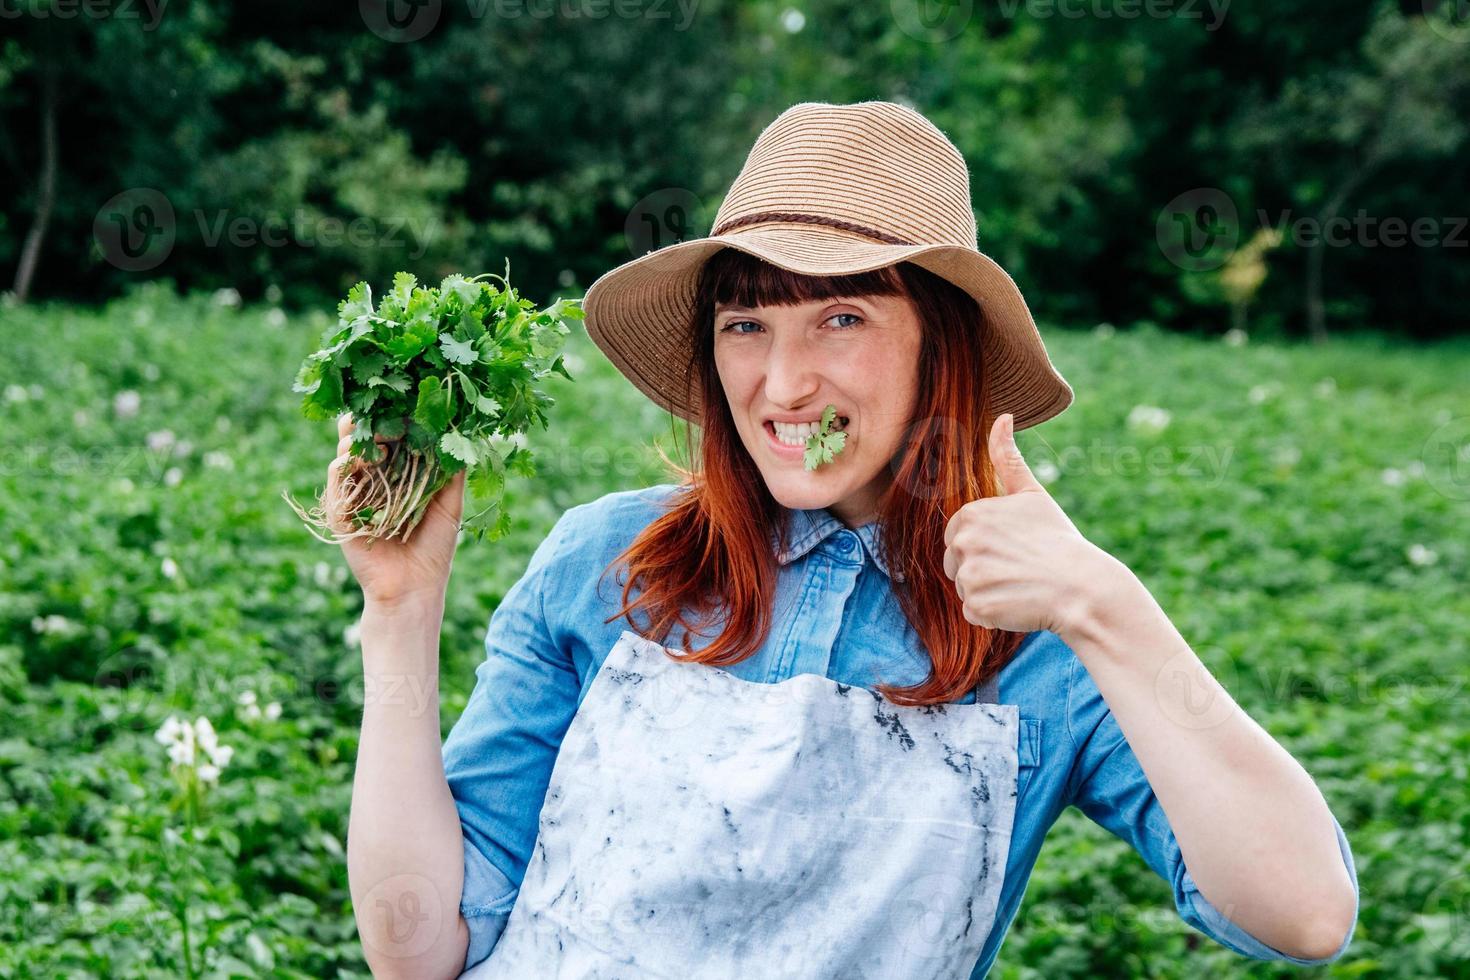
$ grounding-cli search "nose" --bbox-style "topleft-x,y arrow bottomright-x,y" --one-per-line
763,330 -> 821,409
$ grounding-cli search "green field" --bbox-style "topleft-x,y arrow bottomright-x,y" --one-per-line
2,285 -> 1467,977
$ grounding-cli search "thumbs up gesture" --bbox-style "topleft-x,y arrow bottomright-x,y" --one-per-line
942,413 -> 1121,637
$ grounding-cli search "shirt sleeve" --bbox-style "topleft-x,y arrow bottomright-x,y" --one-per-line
1063,651 -> 1360,964
440,505 -> 587,974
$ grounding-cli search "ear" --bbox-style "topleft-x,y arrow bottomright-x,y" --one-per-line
989,413 -> 1044,496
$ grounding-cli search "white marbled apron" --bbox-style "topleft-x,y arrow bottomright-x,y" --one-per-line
460,628 -> 1020,980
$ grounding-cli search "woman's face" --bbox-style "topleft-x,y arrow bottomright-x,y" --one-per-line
712,292 -> 923,528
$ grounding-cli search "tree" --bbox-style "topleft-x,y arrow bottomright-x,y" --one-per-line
1233,3 -> 1470,342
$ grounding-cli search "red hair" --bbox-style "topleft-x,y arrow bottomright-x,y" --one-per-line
596,247 -> 1026,706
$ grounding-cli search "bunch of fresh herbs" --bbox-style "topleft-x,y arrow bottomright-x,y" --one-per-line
284,265 -> 582,544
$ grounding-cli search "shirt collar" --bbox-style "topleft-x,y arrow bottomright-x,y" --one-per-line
768,507 -> 906,583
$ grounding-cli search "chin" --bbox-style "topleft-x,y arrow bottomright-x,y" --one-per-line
761,471 -> 848,511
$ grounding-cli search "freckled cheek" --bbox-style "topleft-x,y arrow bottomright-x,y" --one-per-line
714,357 -> 766,421
847,350 -> 914,434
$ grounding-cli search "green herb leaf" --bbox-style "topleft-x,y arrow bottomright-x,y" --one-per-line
413,376 -> 454,432
803,404 -> 848,471
440,430 -> 481,466
440,334 -> 478,366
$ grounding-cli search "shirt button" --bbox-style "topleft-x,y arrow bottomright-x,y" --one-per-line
836,532 -> 856,554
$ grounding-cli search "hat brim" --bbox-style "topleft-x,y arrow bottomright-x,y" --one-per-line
582,225 -> 1074,432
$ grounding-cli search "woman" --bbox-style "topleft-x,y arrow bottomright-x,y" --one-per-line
344,101 -> 1360,979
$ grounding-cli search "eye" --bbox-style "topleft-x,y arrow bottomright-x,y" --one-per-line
716,312 -> 863,334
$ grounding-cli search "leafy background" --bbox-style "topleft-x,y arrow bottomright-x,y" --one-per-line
2,290 -> 1467,976
2,0 -> 1469,976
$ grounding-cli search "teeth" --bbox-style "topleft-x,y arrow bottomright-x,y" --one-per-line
771,416 -> 847,446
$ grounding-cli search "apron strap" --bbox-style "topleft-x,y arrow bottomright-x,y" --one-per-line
974,670 -> 1000,705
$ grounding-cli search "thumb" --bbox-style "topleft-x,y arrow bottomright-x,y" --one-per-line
990,413 -> 1044,495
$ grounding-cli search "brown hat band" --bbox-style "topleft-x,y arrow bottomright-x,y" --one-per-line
711,211 -> 918,246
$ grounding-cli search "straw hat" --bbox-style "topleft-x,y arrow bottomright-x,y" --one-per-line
582,100 -> 1074,431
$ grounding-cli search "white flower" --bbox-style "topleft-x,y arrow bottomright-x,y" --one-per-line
114,390 -> 141,418
154,715 -> 186,745
161,557 -> 179,580
1248,383 -> 1278,405
168,739 -> 196,767
31,614 -> 74,635
1093,322 -> 1116,339
4,384 -> 27,403
1223,328 -> 1248,347
343,621 -> 362,648
265,308 -> 287,328
1407,544 -> 1439,567
236,689 -> 266,722
1272,445 -> 1302,467
212,287 -> 242,308
142,363 -> 161,382
1127,405 -> 1171,435
203,450 -> 234,470
265,284 -> 283,304
164,467 -> 183,487
173,440 -> 193,458
156,713 -> 233,781
1034,458 -> 1060,484
1314,377 -> 1336,398
1381,468 -> 1406,487
264,702 -> 282,721
194,716 -> 217,750
147,430 -> 176,453
313,561 -> 335,588
780,7 -> 805,32
1406,460 -> 1425,479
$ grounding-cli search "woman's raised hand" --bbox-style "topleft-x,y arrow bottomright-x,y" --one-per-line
329,412 -> 467,611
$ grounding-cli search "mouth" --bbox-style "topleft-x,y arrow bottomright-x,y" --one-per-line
763,415 -> 849,458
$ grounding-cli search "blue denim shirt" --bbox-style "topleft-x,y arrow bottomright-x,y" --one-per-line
441,483 -> 1361,976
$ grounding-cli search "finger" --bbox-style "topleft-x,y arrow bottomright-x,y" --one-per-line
989,413 -> 1044,496
942,543 -> 958,581
338,413 -> 353,438
325,453 -> 351,497
943,504 -> 966,549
